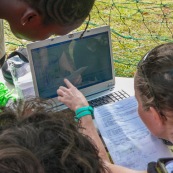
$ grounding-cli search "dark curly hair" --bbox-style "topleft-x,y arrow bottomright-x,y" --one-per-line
0,98 -> 109,173
23,0 -> 95,25
0,144 -> 45,173
136,42 -> 173,118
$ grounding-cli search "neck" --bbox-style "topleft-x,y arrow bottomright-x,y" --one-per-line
161,119 -> 173,144
166,131 -> 173,144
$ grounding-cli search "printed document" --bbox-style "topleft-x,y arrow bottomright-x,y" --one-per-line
94,96 -> 172,170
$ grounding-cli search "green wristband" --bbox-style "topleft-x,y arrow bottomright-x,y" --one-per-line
75,106 -> 94,121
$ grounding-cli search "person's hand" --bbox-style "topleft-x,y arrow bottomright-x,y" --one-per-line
57,78 -> 89,111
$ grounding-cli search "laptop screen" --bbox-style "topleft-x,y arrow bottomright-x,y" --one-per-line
28,27 -> 114,99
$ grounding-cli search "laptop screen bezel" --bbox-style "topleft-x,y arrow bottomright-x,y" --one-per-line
27,25 -> 115,102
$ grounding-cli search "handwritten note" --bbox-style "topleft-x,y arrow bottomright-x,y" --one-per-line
94,96 -> 172,170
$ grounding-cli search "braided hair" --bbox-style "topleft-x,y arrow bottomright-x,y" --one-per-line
24,0 -> 95,25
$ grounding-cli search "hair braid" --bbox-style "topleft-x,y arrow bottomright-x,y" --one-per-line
25,0 -> 95,25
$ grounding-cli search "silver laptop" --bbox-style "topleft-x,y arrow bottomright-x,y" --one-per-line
27,26 -> 129,110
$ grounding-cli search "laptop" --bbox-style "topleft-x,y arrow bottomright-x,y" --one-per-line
27,26 -> 129,110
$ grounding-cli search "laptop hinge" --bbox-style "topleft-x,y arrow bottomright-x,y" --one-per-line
107,82 -> 115,91
107,82 -> 114,87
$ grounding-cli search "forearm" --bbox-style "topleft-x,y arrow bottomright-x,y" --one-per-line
80,115 -> 148,173
80,115 -> 111,163
105,162 -> 147,173
57,79 -> 111,163
57,79 -> 147,173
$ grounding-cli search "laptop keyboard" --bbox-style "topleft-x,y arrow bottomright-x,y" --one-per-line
88,90 -> 130,108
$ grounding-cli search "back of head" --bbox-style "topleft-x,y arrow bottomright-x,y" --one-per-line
0,144 -> 44,173
136,43 -> 173,115
0,99 -> 107,173
24,0 -> 95,25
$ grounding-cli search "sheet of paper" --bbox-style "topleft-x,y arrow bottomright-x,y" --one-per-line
94,96 -> 172,170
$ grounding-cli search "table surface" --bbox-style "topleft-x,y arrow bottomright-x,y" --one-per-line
0,69 -> 135,97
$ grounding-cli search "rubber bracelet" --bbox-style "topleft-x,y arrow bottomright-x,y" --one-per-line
75,106 -> 94,121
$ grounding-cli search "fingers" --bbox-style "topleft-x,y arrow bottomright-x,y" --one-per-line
57,88 -> 69,103
58,86 -> 68,93
57,88 -> 65,96
57,78 -> 89,111
64,78 -> 75,88
57,96 -> 62,102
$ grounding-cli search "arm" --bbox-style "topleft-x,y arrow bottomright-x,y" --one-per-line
105,162 -> 147,173
76,118 -> 147,173
57,78 -> 110,162
57,79 -> 147,173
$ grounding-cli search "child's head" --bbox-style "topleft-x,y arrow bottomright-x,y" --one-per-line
135,43 -> 173,141
0,98 -> 108,173
4,0 -> 95,41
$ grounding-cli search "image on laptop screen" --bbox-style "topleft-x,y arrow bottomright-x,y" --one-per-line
30,31 -> 113,99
